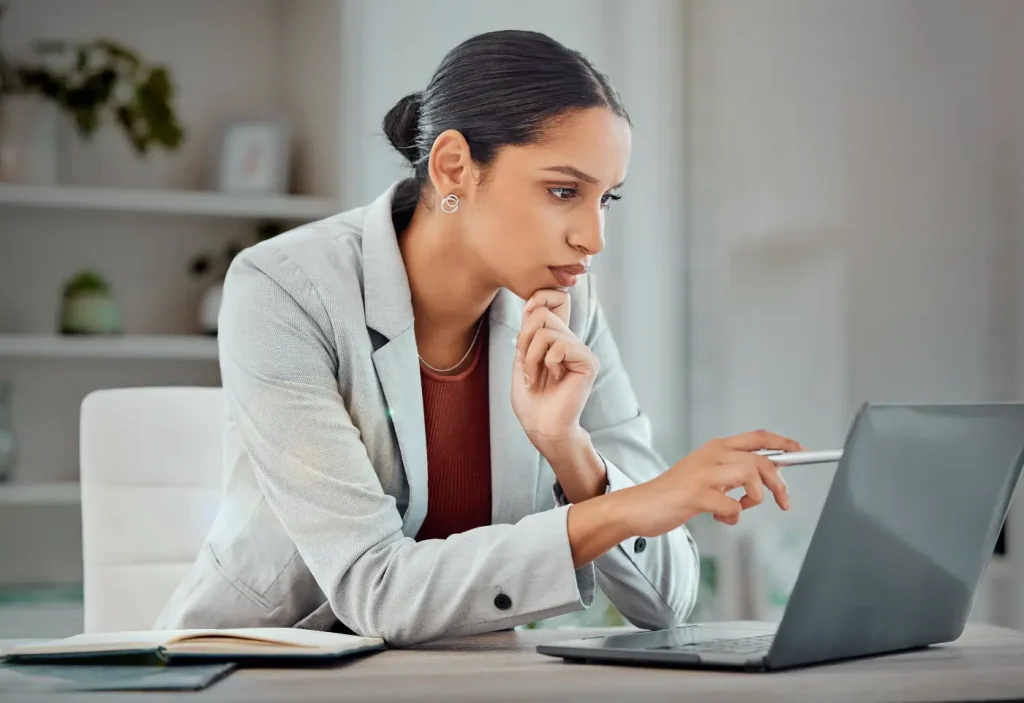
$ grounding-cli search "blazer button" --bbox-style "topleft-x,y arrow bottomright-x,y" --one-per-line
494,593 -> 513,611
634,537 -> 648,554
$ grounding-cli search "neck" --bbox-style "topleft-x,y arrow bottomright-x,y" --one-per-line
398,202 -> 497,369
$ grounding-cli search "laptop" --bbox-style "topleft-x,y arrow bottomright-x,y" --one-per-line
537,402 -> 1024,671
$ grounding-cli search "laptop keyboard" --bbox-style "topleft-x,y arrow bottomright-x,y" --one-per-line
655,633 -> 775,655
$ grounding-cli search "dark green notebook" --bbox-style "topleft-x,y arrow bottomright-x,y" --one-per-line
0,661 -> 235,693
2,628 -> 386,665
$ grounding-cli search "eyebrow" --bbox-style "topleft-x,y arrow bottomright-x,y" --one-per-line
542,165 -> 624,189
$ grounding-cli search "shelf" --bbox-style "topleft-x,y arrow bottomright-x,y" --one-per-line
0,334 -> 219,361
0,184 -> 339,221
0,483 -> 80,506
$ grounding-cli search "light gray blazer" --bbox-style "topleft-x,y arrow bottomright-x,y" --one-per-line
154,181 -> 700,645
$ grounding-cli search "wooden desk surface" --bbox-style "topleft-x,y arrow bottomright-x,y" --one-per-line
8,624 -> 1024,702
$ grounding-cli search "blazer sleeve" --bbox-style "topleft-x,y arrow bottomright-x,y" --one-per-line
554,275 -> 701,630
218,246 -> 596,646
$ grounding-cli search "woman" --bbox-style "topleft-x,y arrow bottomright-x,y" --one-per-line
156,30 -> 799,646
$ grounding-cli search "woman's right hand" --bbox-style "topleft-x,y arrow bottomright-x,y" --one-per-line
623,430 -> 803,537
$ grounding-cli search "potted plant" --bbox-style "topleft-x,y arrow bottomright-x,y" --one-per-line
0,3 -> 185,184
59,270 -> 123,335
188,222 -> 285,335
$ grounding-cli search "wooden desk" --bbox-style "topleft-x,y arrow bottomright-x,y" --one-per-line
6,624 -> 1024,702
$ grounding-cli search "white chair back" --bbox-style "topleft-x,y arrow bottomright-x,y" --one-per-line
80,387 -> 223,633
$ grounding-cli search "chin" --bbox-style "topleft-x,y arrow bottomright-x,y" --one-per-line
503,282 -> 536,302
500,268 -> 576,302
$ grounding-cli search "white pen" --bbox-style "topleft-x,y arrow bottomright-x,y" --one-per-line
755,448 -> 844,465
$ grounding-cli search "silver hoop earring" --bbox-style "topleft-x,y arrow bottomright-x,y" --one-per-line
440,194 -> 459,213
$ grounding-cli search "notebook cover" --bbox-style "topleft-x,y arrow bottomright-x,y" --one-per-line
4,641 -> 387,665
0,661 -> 235,693
165,640 -> 387,663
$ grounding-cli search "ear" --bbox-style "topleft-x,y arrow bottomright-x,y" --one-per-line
427,129 -> 474,204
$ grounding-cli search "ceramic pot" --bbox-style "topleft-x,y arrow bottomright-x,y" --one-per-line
0,94 -> 60,185
60,293 -> 123,335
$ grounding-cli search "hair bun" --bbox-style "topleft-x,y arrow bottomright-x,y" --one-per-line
383,92 -> 423,164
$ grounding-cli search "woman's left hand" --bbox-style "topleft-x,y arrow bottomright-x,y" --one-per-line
511,290 -> 599,459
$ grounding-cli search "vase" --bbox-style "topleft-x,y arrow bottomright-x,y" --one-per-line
0,380 -> 17,482
60,293 -> 123,335
0,94 -> 60,185
198,281 -> 224,335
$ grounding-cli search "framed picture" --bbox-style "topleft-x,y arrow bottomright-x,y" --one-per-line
214,119 -> 292,195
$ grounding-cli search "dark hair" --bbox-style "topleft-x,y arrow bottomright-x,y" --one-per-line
382,30 -> 629,209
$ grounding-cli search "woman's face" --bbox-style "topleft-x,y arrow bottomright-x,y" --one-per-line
459,107 -> 631,300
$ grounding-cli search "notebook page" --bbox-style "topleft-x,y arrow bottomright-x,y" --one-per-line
3,630 -> 193,656
183,628 -> 383,650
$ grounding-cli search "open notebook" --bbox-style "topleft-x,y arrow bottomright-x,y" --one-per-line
1,628 -> 386,664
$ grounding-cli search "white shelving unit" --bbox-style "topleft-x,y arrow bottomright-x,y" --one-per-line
0,334 -> 218,361
0,0 -> 345,592
0,184 -> 339,221
0,483 -> 80,507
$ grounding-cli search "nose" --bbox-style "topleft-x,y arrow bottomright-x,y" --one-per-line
567,209 -> 605,257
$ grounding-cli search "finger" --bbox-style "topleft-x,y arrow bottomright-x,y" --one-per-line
544,343 -> 566,381
702,490 -> 742,525
717,451 -> 791,511
515,308 -> 570,360
523,289 -> 571,325
760,463 -> 790,511
523,328 -> 560,388
715,451 -> 782,501
527,327 -> 596,387
710,462 -> 764,508
722,429 -> 801,453
716,450 -> 782,471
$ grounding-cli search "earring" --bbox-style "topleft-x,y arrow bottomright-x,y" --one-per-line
440,194 -> 459,213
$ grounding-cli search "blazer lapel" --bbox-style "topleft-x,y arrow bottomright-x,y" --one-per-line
363,183 -> 428,538
488,289 -> 542,526
372,329 -> 428,537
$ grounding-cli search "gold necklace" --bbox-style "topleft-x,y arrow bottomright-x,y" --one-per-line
418,318 -> 484,374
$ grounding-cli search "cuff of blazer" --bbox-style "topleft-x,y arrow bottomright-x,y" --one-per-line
438,505 -> 597,641
552,453 -> 648,565
535,504 -> 597,612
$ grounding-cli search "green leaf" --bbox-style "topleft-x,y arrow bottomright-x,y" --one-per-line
63,270 -> 112,296
145,67 -> 171,99
95,39 -> 140,68
72,107 -> 99,137
19,67 -> 65,100
115,104 -> 136,132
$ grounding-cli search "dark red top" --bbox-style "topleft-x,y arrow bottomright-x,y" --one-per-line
414,326 -> 492,541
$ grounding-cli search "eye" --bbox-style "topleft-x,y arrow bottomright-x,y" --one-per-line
601,192 -> 622,209
549,187 -> 578,202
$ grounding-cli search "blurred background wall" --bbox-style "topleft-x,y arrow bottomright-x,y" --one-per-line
0,0 -> 1021,636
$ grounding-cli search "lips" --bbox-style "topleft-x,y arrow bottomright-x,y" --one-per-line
549,264 -> 588,288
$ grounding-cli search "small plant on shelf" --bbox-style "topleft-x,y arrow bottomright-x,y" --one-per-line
0,3 -> 184,156
59,270 -> 123,335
